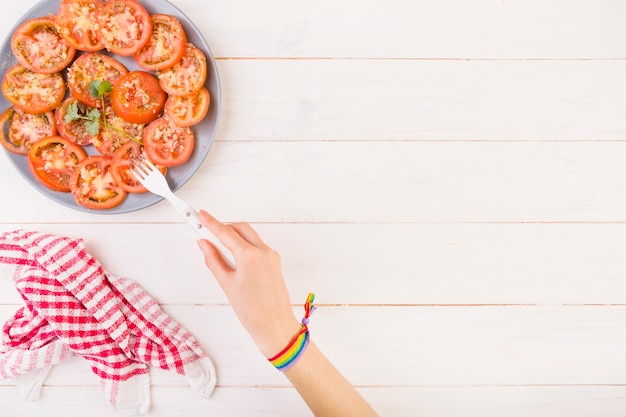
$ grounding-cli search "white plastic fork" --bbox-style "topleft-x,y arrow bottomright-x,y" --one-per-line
130,154 -> 236,269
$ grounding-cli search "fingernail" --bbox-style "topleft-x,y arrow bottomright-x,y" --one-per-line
197,239 -> 208,251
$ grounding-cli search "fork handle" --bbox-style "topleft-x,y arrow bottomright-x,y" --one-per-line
183,207 -> 236,269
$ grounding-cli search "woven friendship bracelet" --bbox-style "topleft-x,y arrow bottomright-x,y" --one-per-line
268,293 -> 316,371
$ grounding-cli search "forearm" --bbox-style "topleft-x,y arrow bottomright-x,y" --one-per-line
284,341 -> 378,417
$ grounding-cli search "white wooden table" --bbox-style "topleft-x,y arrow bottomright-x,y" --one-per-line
1,0 -> 626,416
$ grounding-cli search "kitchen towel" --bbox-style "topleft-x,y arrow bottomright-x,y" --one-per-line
0,229 -> 216,415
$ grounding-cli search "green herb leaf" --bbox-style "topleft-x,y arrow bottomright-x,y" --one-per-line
88,80 -> 112,98
85,120 -> 100,136
64,101 -> 80,123
87,108 -> 101,121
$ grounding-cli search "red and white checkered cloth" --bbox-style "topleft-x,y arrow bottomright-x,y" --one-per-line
0,230 -> 216,415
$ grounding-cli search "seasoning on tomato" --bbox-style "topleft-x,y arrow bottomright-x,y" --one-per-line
143,117 -> 195,167
55,97 -> 102,146
1,65 -> 66,114
0,107 -> 57,155
134,14 -> 187,71
110,141 -> 166,193
92,108 -> 145,157
69,155 -> 127,209
27,136 -> 88,192
112,71 -> 167,124
157,43 -> 207,96
96,0 -> 152,56
55,0 -> 105,52
67,53 -> 128,108
164,87 -> 210,127
11,17 -> 76,74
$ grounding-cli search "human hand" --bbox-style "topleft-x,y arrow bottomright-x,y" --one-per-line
196,210 -> 301,358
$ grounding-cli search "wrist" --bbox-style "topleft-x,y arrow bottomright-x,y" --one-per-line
266,293 -> 316,371
257,318 -> 302,358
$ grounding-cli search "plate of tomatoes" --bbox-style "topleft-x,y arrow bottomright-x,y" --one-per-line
0,0 -> 220,213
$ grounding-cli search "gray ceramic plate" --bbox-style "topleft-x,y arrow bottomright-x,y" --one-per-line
0,0 -> 221,214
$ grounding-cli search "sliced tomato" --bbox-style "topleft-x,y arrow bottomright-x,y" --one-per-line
67,53 -> 128,107
28,136 -> 88,192
70,155 -> 127,209
1,65 -> 66,114
0,107 -> 57,155
164,87 -> 210,127
111,71 -> 166,124
91,108 -> 144,157
55,97 -> 101,146
11,17 -> 76,74
96,0 -> 152,56
110,141 -> 166,193
134,14 -> 187,71
157,43 -> 207,96
55,0 -> 105,52
143,117 -> 194,167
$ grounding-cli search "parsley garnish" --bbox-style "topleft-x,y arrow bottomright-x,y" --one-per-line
63,100 -> 101,135
88,80 -> 112,99
62,80 -> 141,144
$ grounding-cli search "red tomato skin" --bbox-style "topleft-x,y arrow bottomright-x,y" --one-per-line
11,17 -> 76,74
157,43 -> 207,96
27,136 -> 88,192
96,0 -> 152,56
164,87 -> 210,127
55,98 -> 101,146
69,155 -> 127,209
55,0 -> 105,52
0,107 -> 57,155
110,141 -> 168,193
110,141 -> 147,193
1,65 -> 66,114
67,53 -> 128,108
111,71 -> 167,124
143,117 -> 195,167
134,14 -> 187,71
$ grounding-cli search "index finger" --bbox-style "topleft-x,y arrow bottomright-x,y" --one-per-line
198,210 -> 250,252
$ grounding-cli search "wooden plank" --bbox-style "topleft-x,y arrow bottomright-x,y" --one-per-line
3,0 -> 624,59
216,59 -> 626,141
0,385 -> 625,417
2,142 -> 626,223
1,306 -> 624,387
1,223 -> 624,305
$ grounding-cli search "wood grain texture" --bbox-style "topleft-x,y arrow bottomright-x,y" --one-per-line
216,60 -> 626,141
5,0 -> 623,60
1,305 -> 624,388
1,141 -> 626,223
0,223 -> 624,305
2,386 -> 625,417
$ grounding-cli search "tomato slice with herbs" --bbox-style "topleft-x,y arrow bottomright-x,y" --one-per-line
164,87 -> 210,127
70,155 -> 127,209
67,53 -> 128,108
91,108 -> 144,157
110,141 -> 166,193
55,0 -> 105,52
134,14 -> 187,71
55,97 -> 101,146
2,65 -> 66,114
157,43 -> 207,96
143,117 -> 194,167
28,136 -> 88,192
11,17 -> 76,74
112,71 -> 166,124
96,0 -> 152,56
0,107 -> 57,155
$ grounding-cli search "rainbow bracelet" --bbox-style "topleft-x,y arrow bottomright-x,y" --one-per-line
268,293 -> 316,371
